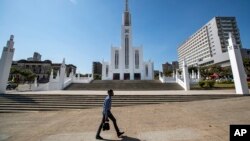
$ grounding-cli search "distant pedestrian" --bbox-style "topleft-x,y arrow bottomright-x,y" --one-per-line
96,89 -> 124,140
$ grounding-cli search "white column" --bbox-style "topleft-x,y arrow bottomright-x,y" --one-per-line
49,69 -> 54,82
102,61 -> 105,80
34,77 -> 37,88
130,72 -> 134,80
183,58 -> 190,91
69,71 -> 73,78
176,70 -> 179,79
0,35 -> 15,94
77,72 -> 80,80
119,73 -> 123,80
56,70 -> 60,81
192,70 -> 195,79
197,67 -> 201,80
228,33 -> 249,94
59,58 -> 66,89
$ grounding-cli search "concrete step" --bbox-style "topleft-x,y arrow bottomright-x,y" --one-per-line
0,98 -> 239,103
65,80 -> 183,90
0,94 -> 246,112
91,80 -> 163,84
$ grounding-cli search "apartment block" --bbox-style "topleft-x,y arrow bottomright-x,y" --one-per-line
178,17 -> 242,69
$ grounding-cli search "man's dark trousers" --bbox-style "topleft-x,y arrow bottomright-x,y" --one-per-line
96,110 -> 120,136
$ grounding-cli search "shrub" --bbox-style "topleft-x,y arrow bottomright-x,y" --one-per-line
198,81 -> 205,88
198,80 -> 215,88
206,80 -> 215,88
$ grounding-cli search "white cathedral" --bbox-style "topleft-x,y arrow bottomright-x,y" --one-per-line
102,0 -> 154,80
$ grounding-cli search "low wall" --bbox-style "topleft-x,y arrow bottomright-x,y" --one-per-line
72,77 -> 92,83
30,76 -> 93,91
159,75 -> 176,83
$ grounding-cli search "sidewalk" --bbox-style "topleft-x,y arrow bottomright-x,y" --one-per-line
0,96 -> 250,141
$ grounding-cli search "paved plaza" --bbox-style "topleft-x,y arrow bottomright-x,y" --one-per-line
0,91 -> 250,141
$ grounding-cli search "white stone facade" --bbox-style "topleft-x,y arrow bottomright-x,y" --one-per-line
227,33 -> 249,94
0,35 -> 15,94
102,0 -> 154,80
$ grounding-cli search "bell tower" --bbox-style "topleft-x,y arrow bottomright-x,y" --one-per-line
121,0 -> 133,70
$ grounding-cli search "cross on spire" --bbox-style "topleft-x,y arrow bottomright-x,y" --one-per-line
125,0 -> 129,11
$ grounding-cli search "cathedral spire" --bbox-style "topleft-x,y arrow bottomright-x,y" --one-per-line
125,0 -> 129,11
123,0 -> 131,26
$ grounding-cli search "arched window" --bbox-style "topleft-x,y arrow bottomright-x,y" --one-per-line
145,65 -> 149,77
125,35 -> 129,69
115,50 -> 119,69
106,65 -> 109,77
135,50 -> 139,69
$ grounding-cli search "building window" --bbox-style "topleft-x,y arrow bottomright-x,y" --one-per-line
106,65 -> 109,77
125,35 -> 129,69
115,50 -> 119,69
135,50 -> 139,69
145,65 -> 149,77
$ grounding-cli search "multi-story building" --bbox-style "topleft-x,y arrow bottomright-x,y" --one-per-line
11,60 -> 52,83
172,61 -> 179,71
178,17 -> 242,69
52,63 -> 76,77
33,52 -> 42,61
27,52 -> 42,61
92,62 -> 102,75
11,59 -> 76,83
162,62 -> 172,74
162,61 -> 179,75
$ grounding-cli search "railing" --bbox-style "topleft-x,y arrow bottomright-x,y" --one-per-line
159,73 -> 177,83
176,78 -> 185,89
64,78 -> 73,89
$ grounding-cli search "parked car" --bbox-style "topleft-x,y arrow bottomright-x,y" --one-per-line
6,82 -> 18,90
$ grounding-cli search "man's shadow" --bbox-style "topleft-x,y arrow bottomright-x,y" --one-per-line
102,135 -> 141,141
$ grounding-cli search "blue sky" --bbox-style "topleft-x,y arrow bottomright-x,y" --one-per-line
0,0 -> 250,73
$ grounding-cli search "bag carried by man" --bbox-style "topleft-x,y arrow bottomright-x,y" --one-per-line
102,122 -> 110,131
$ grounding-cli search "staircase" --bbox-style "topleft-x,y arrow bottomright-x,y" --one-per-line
65,80 -> 183,90
0,94 -> 245,113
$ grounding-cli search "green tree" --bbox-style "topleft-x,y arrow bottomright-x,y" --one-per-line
20,69 -> 36,83
243,58 -> 250,75
200,66 -> 212,79
94,74 -> 101,80
164,70 -> 172,77
9,67 -> 22,83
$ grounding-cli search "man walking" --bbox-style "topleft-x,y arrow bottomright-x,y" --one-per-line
96,89 -> 124,140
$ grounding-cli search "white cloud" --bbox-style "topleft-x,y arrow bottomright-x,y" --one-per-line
69,0 -> 77,4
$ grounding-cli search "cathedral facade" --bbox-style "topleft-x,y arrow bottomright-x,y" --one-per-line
102,0 -> 154,80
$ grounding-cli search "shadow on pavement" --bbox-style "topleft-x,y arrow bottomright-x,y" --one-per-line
0,94 -> 37,104
121,136 -> 140,141
103,136 -> 140,141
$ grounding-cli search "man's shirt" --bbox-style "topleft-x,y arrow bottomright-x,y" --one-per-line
103,95 -> 112,117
